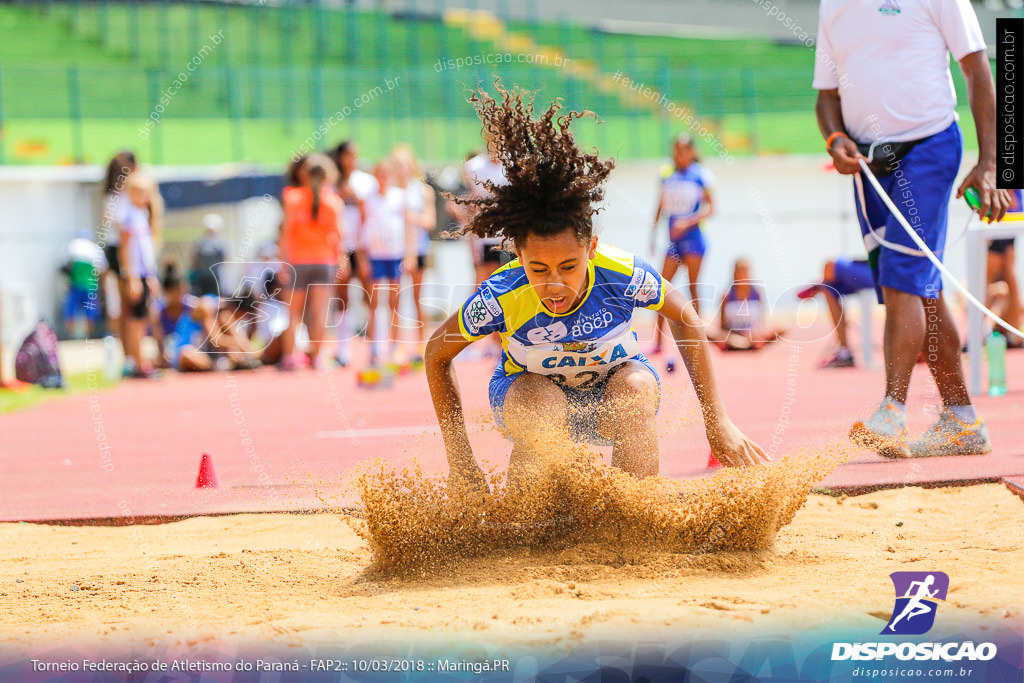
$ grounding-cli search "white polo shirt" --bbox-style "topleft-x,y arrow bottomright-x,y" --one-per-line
813,0 -> 985,143
342,168 -> 379,253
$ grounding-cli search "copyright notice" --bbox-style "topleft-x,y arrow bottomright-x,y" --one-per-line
998,18 -> 1023,188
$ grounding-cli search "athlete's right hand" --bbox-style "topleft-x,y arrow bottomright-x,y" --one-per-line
708,419 -> 772,467
828,136 -> 864,175
447,458 -> 489,499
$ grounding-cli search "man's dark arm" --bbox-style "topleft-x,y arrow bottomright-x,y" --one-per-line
958,49 -> 1011,221
816,89 -> 864,175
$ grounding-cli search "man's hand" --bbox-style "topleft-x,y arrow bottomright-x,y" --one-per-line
957,162 -> 1012,223
707,418 -> 772,467
829,135 -> 864,175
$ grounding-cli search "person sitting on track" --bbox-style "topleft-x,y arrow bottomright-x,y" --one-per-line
425,85 -> 770,494
797,256 -> 875,368
153,265 -> 258,372
707,259 -> 784,352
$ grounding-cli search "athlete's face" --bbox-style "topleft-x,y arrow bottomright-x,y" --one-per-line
518,230 -> 598,314
338,146 -> 357,175
673,141 -> 695,169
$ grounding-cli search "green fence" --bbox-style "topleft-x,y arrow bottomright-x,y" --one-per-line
0,1 -> 974,165
0,63 -> 831,165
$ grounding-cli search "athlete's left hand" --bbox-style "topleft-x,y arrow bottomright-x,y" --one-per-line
707,419 -> 771,467
957,163 -> 1012,223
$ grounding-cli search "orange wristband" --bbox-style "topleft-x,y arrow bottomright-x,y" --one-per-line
826,131 -> 848,151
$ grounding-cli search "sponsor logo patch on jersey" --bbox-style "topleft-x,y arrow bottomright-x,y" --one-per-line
526,321 -> 569,343
479,286 -> 502,317
465,294 -> 495,336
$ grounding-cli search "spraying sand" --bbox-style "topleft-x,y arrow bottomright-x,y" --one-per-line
0,478 -> 1020,654
356,446 -> 847,574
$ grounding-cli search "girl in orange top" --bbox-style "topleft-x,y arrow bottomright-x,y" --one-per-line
279,154 -> 345,370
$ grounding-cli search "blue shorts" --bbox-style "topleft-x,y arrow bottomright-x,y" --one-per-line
64,286 -> 100,322
370,258 -> 402,281
853,122 -> 962,302
667,226 -> 706,259
827,258 -> 874,297
488,356 -> 661,446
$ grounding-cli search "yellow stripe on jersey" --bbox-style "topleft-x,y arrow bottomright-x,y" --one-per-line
591,243 -> 634,277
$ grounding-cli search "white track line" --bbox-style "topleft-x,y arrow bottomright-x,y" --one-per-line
314,425 -> 441,439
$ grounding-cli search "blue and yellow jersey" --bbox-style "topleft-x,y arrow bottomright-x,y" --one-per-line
659,162 -> 714,230
457,244 -> 666,390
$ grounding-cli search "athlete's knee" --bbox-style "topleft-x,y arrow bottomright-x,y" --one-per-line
597,368 -> 658,437
503,374 -> 567,435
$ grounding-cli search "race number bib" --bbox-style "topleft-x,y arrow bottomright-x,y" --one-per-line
525,333 -> 640,390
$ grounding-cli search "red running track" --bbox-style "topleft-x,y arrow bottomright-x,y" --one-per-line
3,324 -> 1024,522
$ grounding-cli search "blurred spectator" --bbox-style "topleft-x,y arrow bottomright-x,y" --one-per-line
331,140 -> 377,367
984,189 -> 1023,348
464,144 -> 507,283
153,265 -> 215,372
393,144 -> 436,354
154,264 -> 261,372
708,259 -> 784,352
278,154 -> 344,371
119,173 -> 162,378
59,230 -> 106,340
798,257 -> 875,368
651,135 -> 714,354
99,150 -> 137,344
363,159 -> 414,366
439,151 -> 475,233
191,213 -> 227,297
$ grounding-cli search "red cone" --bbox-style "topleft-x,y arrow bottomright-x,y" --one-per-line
707,451 -> 722,468
195,453 -> 220,488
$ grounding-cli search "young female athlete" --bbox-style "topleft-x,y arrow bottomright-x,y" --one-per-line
331,141 -> 377,366
650,135 -> 714,355
393,144 -> 437,352
363,159 -> 415,366
278,154 -> 344,370
425,87 -> 769,494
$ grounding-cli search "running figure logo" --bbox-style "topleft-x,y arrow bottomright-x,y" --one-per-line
882,571 -> 949,635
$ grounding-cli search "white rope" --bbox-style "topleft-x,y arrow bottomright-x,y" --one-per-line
858,158 -> 1024,339
854,173 -> 927,256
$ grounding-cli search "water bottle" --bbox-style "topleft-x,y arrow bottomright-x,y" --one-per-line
988,330 -> 1007,397
103,335 -> 119,381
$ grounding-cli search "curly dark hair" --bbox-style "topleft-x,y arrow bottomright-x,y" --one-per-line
450,84 -> 614,249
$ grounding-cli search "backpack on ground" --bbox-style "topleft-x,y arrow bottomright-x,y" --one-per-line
15,322 -> 64,389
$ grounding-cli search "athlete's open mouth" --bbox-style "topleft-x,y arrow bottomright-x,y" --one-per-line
546,296 -> 568,311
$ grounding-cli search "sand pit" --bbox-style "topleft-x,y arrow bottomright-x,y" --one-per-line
0,481 -> 1021,655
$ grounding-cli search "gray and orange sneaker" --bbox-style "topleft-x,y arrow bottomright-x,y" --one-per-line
850,398 -> 910,458
909,409 -> 992,457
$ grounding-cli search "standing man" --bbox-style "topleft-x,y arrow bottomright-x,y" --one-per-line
813,0 -> 1011,457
